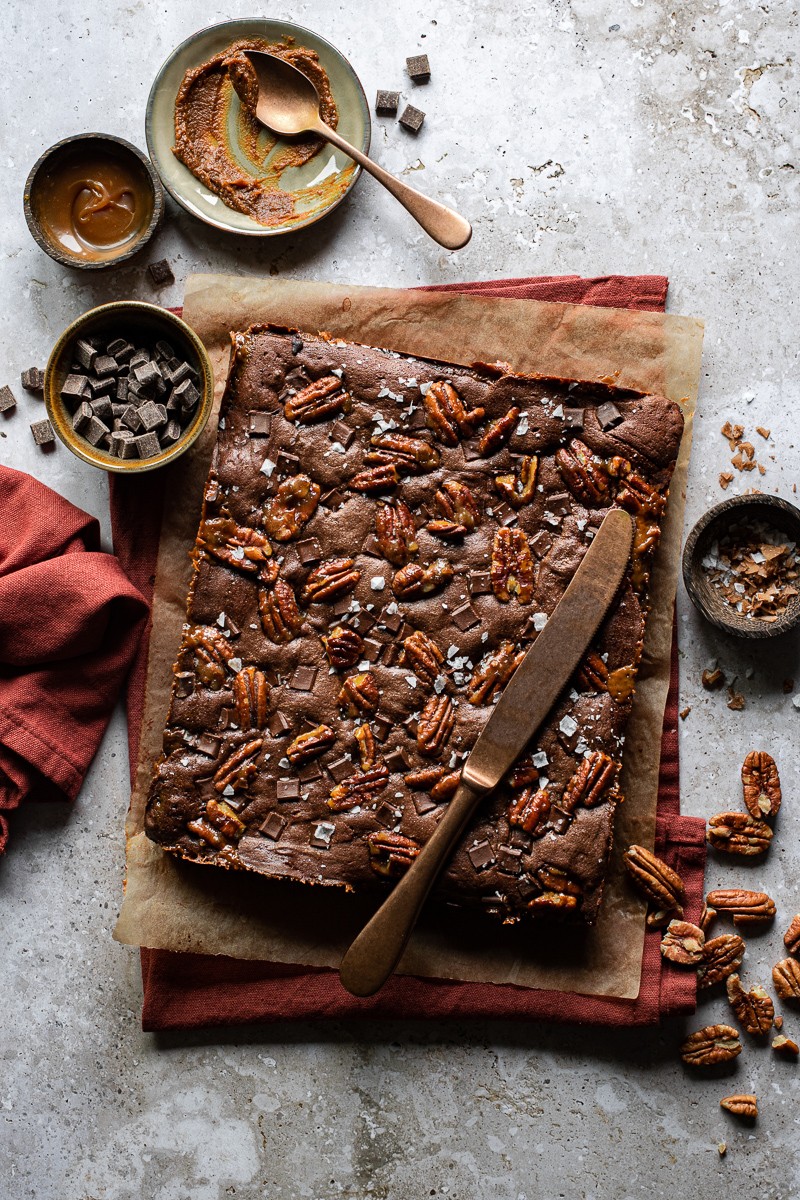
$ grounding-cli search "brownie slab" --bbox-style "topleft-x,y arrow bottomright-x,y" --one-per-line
144,325 -> 683,924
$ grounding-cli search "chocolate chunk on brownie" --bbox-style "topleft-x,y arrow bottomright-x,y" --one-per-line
144,325 -> 684,925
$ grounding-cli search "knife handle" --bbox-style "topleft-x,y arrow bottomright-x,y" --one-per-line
338,776 -> 484,997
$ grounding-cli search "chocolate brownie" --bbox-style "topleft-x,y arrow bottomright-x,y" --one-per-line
144,325 -> 684,924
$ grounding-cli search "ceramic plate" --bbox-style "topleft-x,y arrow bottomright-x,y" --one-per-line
146,18 -> 370,236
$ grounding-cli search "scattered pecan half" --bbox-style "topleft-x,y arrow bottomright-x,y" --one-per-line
507,786 -> 551,836
680,1024 -> 741,1067
707,811 -> 773,857
494,455 -> 538,509
338,672 -> 379,716
263,475 -> 321,542
726,974 -> 774,1036
284,375 -> 351,424
562,751 -> 617,812
428,480 -> 480,538
375,500 -> 419,565
741,750 -> 781,819
623,844 -> 686,917
576,650 -> 609,692
784,914 -> 800,957
367,829 -> 421,876
772,1034 -> 800,1058
213,737 -> 263,793
697,934 -> 746,990
197,515 -> 272,576
366,432 -> 441,474
286,724 -> 336,765
660,920 -> 706,966
321,625 -> 364,668
328,763 -> 390,811
301,557 -> 361,604
402,629 -> 445,686
490,527 -> 534,604
700,901 -> 717,933
348,464 -> 400,493
232,666 -> 269,729
354,723 -> 376,770
772,958 -> 800,1001
478,407 -> 520,456
706,888 -> 776,927
555,439 -> 611,506
469,640 -> 524,705
258,579 -> 303,644
720,1095 -> 758,1119
184,625 -> 235,689
416,694 -> 455,758
392,558 -> 454,600
424,380 -> 485,445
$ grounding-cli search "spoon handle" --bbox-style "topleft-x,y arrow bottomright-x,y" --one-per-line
316,121 -> 472,251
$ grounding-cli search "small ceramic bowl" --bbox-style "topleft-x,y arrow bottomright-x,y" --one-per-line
24,133 -> 164,270
682,494 -> 800,638
44,301 -> 214,474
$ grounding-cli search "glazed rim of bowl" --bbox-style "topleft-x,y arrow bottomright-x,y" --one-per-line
23,132 -> 165,270
682,494 -> 800,638
44,301 -> 214,474
145,17 -> 370,237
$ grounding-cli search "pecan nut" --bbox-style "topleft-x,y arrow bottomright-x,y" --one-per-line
706,888 -> 776,926
490,527 -> 534,604
416,694 -> 455,758
183,625 -> 235,689
392,558 -> 454,600
536,864 -> 581,895
402,629 -> 445,686
772,957 -> 800,1001
286,724 -> 336,765
680,1024 -> 741,1067
321,625 -> 364,668
660,920 -> 706,966
263,475 -> 321,542
197,515 -> 272,576
576,650 -> 609,692
556,439 -> 611,505
478,406 -> 520,456
526,890 -> 579,913
700,901 -> 717,933
232,666 -> 269,729
213,737 -> 263,793
707,811 -> 773,856
354,723 -> 376,770
186,818 -> 226,849
697,934 -> 746,989
430,770 -> 460,801
328,763 -> 390,811
424,379 -> 485,445
741,750 -> 781,819
284,375 -> 351,424
772,1035 -> 799,1058
204,797 -> 246,841
348,464 -> 400,493
367,830 -> 421,876
494,455 -> 538,509
783,913 -> 800,957
375,500 -> 419,565
726,974 -> 774,1036
429,480 -> 480,536
615,472 -> 667,518
468,640 -> 524,704
623,844 -> 686,916
338,671 -> 380,716
507,786 -> 551,836
404,766 -> 447,791
720,1095 -> 758,1119
365,432 -> 441,474
562,751 -> 617,812
258,578 -> 303,644
301,557 -> 361,604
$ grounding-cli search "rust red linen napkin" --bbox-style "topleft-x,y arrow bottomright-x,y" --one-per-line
109,275 -> 707,1029
0,466 -> 148,853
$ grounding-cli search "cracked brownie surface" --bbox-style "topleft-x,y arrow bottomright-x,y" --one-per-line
144,324 -> 683,924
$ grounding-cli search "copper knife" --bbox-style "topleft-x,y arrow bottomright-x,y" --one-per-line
339,507 -> 634,997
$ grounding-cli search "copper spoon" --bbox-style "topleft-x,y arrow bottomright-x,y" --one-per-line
243,51 -> 472,250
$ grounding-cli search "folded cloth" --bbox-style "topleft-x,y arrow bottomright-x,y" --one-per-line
108,275 -> 707,1029
0,466 -> 148,854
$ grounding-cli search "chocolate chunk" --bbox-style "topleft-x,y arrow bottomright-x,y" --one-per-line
452,602 -> 480,631
128,348 -> 150,370
330,419 -> 355,447
114,378 -> 129,405
84,416 -> 110,446
296,537 -> 323,565
375,801 -> 401,828
268,711 -> 292,738
399,103 -> 425,132
165,360 -> 193,388
260,812 -> 287,840
277,450 -> 301,475
21,367 -> 45,393
375,89 -> 400,114
138,400 -> 168,431
509,828 -> 533,851
109,431 -> 134,457
469,571 -> 492,596
372,716 -> 393,743
310,821 -> 335,848
563,407 -> 584,431
596,401 -> 624,430
74,339 -> 97,371
61,374 -> 89,402
517,876 -> 539,899
362,534 -> 383,558
379,606 -> 403,633
248,411 -> 272,436
461,441 -> 482,462
196,734 -> 221,758
321,488 -> 344,510
113,341 -> 136,364
122,405 -> 144,433
161,420 -> 182,445
289,665 -> 317,691
87,374 -> 116,399
352,611 -> 377,634
133,431 -> 161,458
406,54 -> 431,80
413,793 -> 439,816
118,436 -> 139,460
549,492 -> 572,516
384,747 -> 410,773
298,763 -> 323,784
93,354 -> 118,378
467,840 -> 495,870
154,340 -> 175,362
497,845 -> 523,875
382,643 -> 402,667
327,757 -> 353,783
548,805 -> 571,834
332,596 -> 354,617
529,530 -> 553,558
173,671 -> 195,698
72,401 -> 93,434
132,361 -> 162,392
492,500 -> 515,526
0,385 -> 16,413
91,395 -> 113,423
361,638 -> 383,663
277,778 -> 301,801
148,258 -> 175,286
30,418 -> 55,446
172,378 -> 200,411
291,336 -> 304,355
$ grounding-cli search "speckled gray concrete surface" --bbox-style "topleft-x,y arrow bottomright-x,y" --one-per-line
2,1 -> 800,1196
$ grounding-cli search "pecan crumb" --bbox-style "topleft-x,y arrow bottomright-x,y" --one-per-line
727,687 -> 746,711
702,667 -> 726,691
772,1035 -> 799,1059
756,426 -> 771,439
679,706 -> 691,720
719,472 -> 734,490
718,1142 -> 727,1158
721,421 -> 745,450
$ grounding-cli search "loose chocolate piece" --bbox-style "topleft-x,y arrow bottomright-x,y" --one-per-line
196,734 -> 221,758
161,420 -> 182,445
72,402 -> 93,434
563,407 -> 584,431
30,418 -> 55,446
128,349 -> 150,370
468,840 -> 494,870
87,374 -> 116,399
134,431 -> 161,458
291,336 -> 304,355
296,537 -> 323,565
173,671 -> 195,698
248,411 -> 272,436
122,405 -> 144,433
469,571 -> 492,595
61,374 -> 89,402
172,378 -> 200,410
21,367 -> 45,393
268,711 -> 292,737
352,611 -> 377,634
148,258 -> 175,286
277,778 -> 301,801
375,89 -> 400,114
361,638 -> 383,662
529,530 -> 554,558
406,54 -> 431,80
289,665 -> 317,691
165,360 -> 193,388
84,416 -> 110,447
109,431 -> 134,457
399,103 -> 425,132
118,436 -> 139,460
327,757 -> 353,783
452,602 -> 480,631
74,339 -> 97,370
260,812 -> 287,840
138,400 -> 168,431
596,401 -> 624,430
154,340 -> 175,361
115,378 -> 129,404
106,337 -> 130,359
93,354 -> 118,378
91,396 -> 114,423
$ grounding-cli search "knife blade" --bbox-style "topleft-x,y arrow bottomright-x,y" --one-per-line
339,507 -> 634,997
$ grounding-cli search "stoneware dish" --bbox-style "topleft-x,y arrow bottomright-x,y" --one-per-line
44,301 -> 214,474
146,18 -> 370,237
682,493 -> 800,638
23,133 -> 164,270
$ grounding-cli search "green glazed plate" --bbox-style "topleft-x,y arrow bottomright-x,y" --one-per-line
146,18 -> 370,236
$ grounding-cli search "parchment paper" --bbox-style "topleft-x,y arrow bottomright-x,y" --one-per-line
114,274 -> 703,1000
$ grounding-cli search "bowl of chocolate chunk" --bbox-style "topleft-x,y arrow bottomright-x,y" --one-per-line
683,494 -> 800,637
24,133 -> 164,269
44,301 -> 214,472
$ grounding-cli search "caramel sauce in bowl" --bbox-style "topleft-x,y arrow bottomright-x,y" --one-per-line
24,134 -> 164,269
